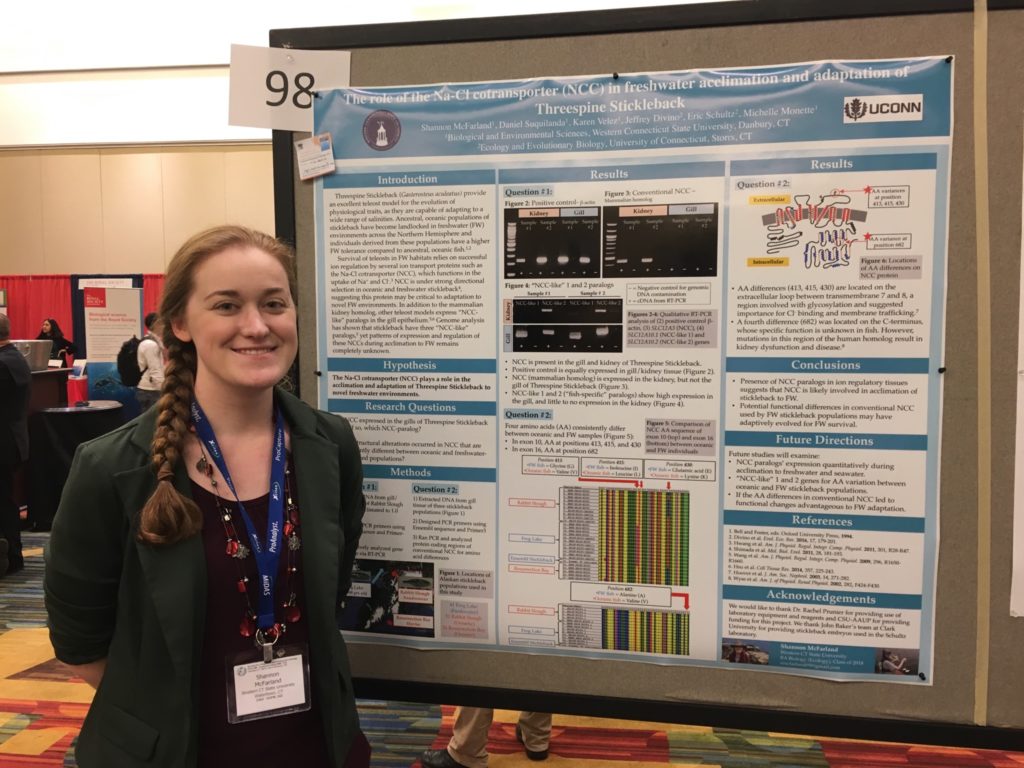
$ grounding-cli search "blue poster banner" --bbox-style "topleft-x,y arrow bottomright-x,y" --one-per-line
318,59 -> 950,159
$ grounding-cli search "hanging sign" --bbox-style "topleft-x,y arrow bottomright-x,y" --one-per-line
229,44 -> 351,132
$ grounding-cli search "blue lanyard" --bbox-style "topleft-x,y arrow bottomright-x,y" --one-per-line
191,400 -> 286,631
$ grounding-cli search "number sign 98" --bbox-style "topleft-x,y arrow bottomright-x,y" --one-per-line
265,71 -> 316,108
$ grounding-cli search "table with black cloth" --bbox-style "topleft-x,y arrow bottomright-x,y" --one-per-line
28,400 -> 125,531
12,368 -> 72,513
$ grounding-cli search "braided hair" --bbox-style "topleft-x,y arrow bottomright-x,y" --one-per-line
137,225 -> 297,545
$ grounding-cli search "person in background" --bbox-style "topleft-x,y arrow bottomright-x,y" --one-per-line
36,318 -> 76,366
44,225 -> 369,767
135,311 -> 165,412
881,651 -> 910,674
421,708 -> 553,768
0,313 -> 30,575
725,642 -> 751,663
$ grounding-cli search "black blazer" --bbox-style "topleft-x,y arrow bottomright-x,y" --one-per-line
0,343 -> 30,466
44,390 -> 366,766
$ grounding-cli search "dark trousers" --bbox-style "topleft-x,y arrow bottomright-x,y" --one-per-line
0,462 -> 23,573
135,388 -> 160,413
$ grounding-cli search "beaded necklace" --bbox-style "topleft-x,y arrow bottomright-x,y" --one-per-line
195,439 -> 303,641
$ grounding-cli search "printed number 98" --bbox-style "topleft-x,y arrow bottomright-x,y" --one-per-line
266,71 -> 315,108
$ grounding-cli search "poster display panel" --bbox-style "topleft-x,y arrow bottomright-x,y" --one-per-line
82,287 -> 142,362
314,57 -> 951,682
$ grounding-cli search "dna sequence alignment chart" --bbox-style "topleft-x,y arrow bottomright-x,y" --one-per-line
315,57 -> 951,682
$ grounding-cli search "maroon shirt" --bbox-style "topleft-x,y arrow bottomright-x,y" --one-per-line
193,476 -> 332,767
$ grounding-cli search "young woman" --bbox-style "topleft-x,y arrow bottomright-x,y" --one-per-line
36,317 -> 76,365
44,226 -> 369,767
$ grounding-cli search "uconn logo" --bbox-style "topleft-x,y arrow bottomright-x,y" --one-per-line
844,94 -> 923,124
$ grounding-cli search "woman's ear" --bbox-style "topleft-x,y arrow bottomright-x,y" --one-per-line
171,317 -> 192,343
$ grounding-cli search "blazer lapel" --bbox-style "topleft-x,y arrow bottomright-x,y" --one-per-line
280,395 -> 342,642
114,412 -> 205,682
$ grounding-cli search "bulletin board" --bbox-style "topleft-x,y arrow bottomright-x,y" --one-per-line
270,0 -> 1024,747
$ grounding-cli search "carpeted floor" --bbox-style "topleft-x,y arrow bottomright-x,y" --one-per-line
0,534 -> 1021,767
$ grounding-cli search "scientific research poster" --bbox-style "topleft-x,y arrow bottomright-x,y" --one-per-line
315,57 -> 951,682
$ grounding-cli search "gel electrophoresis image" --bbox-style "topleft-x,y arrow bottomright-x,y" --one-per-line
507,297 -> 623,352
504,207 -> 601,279
503,203 -> 718,279
603,203 -> 718,277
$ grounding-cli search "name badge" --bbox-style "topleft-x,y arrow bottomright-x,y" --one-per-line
225,643 -> 311,723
